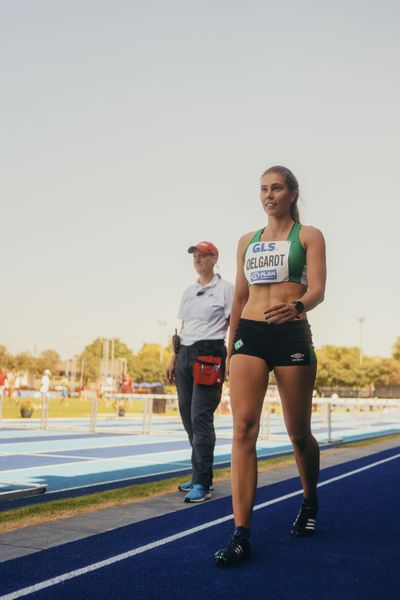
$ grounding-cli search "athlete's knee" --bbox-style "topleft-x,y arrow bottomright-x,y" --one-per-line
233,418 -> 259,447
288,430 -> 313,451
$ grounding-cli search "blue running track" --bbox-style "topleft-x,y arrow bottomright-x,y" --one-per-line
0,447 -> 399,599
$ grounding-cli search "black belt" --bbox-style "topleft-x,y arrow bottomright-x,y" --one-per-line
191,339 -> 225,349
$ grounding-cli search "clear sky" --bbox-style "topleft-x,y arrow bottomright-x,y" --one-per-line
1,0 -> 399,360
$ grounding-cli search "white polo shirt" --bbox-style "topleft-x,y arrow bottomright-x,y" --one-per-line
178,275 -> 234,346
40,375 -> 50,394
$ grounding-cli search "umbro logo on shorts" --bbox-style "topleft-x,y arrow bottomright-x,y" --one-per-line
290,352 -> 305,362
234,339 -> 244,350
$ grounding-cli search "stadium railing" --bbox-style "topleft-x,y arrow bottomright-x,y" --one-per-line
0,393 -> 399,442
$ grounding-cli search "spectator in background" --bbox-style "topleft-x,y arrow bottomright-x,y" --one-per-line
122,372 -> 132,394
0,369 -> 7,402
40,369 -> 51,400
5,369 -> 15,398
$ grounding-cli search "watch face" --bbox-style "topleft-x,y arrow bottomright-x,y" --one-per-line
294,301 -> 304,314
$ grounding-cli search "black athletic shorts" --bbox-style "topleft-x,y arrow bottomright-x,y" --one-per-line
230,318 -> 317,368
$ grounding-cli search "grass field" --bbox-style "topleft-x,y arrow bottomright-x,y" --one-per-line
0,397 -> 178,419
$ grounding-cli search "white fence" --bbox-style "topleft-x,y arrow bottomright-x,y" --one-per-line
260,396 -> 400,443
1,393 -> 399,441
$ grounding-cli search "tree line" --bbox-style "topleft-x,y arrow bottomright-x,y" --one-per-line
1,337 -> 400,391
314,342 -> 400,392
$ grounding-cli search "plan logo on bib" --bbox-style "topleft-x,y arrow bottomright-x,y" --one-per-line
251,269 -> 277,282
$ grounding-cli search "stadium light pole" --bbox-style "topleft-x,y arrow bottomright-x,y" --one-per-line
158,320 -> 167,364
357,317 -> 365,366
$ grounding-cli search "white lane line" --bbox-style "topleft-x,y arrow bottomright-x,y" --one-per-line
0,451 -> 188,468
34,452 -> 173,462
26,453 -> 100,461
0,462 -> 98,476
23,453 -> 191,466
2,452 -> 399,600
0,453 -> 99,461
0,440 -> 182,454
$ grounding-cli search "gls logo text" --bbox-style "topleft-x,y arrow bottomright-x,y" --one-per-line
253,242 -> 276,252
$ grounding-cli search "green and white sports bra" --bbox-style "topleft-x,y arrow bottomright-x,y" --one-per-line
243,223 -> 307,286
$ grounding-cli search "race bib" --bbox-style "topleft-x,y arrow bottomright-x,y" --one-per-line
245,240 -> 291,284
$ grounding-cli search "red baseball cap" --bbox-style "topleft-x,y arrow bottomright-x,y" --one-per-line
188,241 -> 219,258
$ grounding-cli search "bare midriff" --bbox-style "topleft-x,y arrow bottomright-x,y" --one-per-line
241,281 -> 308,322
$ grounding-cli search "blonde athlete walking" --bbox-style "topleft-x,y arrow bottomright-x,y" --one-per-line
215,166 -> 326,567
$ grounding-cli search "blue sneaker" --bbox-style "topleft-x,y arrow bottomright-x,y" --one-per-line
178,480 -> 214,492
178,480 -> 193,492
184,484 -> 211,503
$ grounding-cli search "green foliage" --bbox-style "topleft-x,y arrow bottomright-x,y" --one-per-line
37,349 -> 60,374
316,344 -> 400,390
79,338 -> 137,384
78,338 -> 172,385
79,339 -> 103,383
13,352 -> 37,373
1,334 -> 398,389
0,345 -> 13,369
315,345 -> 364,388
392,337 -> 400,361
0,347 -> 59,375
367,357 -> 400,386
133,343 -> 172,383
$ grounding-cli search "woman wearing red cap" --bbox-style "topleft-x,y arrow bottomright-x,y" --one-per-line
214,166 -> 326,566
167,241 -> 234,502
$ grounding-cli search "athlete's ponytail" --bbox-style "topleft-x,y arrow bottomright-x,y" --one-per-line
261,165 -> 301,223
290,198 -> 300,224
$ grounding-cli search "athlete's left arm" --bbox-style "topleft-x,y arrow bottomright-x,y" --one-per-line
297,225 -> 326,311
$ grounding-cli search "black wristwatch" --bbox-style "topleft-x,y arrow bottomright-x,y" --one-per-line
291,300 -> 305,315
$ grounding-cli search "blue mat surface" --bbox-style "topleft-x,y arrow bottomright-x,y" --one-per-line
1,447 -> 399,599
1,411 -> 398,508
0,455 -> 93,471
34,438 -> 231,459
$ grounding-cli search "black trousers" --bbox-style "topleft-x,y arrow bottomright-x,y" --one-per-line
174,340 -> 226,488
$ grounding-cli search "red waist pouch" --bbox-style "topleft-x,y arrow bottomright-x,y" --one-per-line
193,356 -> 223,386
